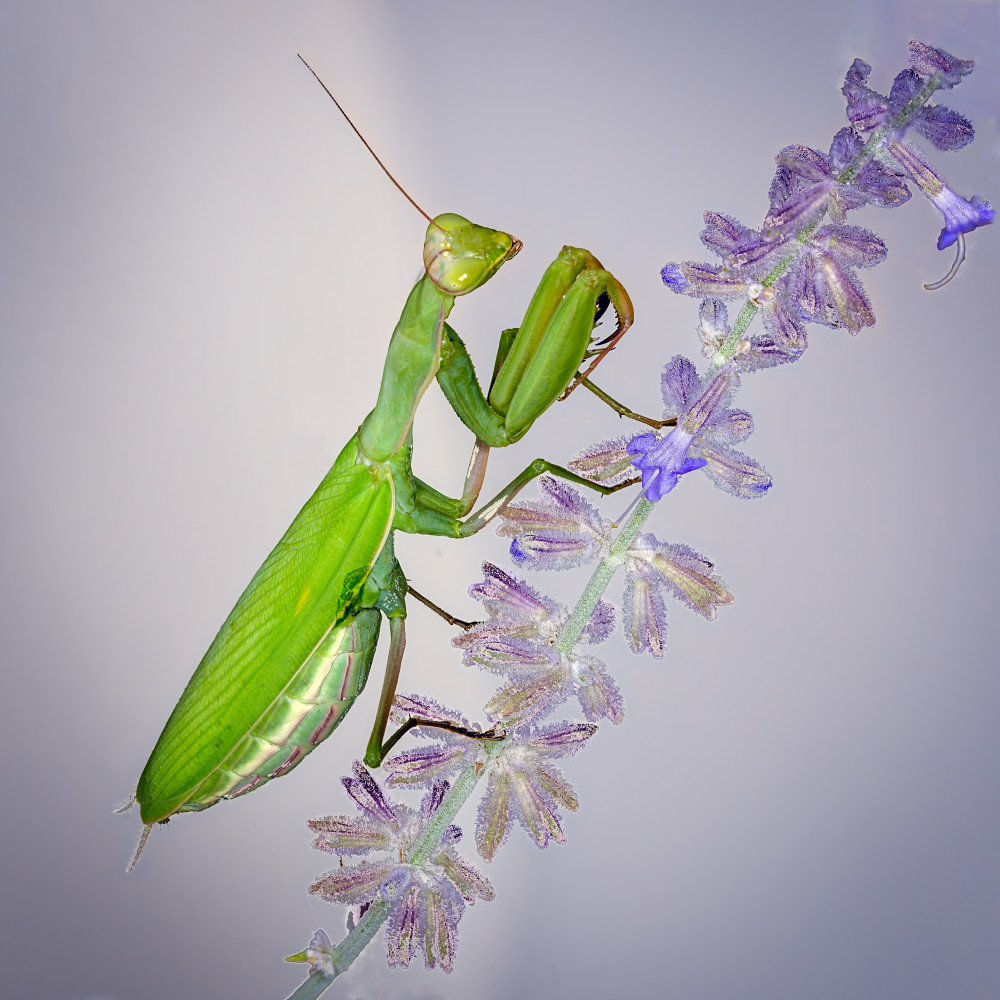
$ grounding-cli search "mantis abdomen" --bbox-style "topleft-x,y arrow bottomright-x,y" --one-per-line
176,610 -> 381,811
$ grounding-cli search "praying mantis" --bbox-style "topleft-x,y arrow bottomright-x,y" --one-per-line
131,58 -> 642,850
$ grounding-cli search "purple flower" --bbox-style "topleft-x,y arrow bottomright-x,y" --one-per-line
700,210 -> 785,271
741,296 -> 809,371
689,291 -> 806,373
497,476 -> 610,569
382,864 -> 466,972
626,357 -> 770,502
661,259 -> 753,299
766,129 -> 910,233
782,224 -> 885,333
383,695 -> 488,788
629,426 -> 707,502
306,763 -> 492,972
661,212 -> 787,303
842,43 -> 975,149
568,436 -> 641,486
453,563 -> 622,726
662,215 -> 884,356
575,357 -> 770,501
623,534 -> 735,657
475,721 -> 598,861
888,140 -> 994,249
907,40 -> 974,90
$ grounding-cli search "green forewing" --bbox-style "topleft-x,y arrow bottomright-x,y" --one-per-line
137,435 -> 394,823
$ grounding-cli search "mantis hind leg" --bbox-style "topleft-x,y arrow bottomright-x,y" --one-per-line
362,616 -> 502,767
363,615 -> 407,768
407,583 -> 478,629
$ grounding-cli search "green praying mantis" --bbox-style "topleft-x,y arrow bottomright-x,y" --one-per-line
129,58 -> 647,858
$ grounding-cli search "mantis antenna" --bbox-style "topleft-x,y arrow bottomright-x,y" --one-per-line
297,54 -> 435,226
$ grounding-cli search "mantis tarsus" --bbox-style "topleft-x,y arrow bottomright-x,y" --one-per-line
130,58 -> 642,856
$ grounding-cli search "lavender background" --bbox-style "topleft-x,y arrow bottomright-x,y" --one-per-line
3,2 -> 999,998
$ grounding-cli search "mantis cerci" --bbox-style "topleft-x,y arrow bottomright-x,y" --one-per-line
128,57 -> 645,861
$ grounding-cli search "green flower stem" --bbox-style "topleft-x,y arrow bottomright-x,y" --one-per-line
284,899 -> 388,999
558,496 -> 654,654
408,738 -> 506,865
283,738 -> 506,999
285,971 -> 338,1000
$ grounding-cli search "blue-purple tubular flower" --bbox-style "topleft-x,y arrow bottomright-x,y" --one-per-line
629,427 -> 706,502
627,358 -> 771,502
629,359 -> 726,500
887,140 -> 994,249
574,356 -> 770,501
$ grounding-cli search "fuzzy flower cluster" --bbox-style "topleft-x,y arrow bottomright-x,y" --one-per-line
386,707 -> 601,862
495,476 -> 735,655
572,355 -> 771,503
379,546 -> 630,862
302,762 -> 493,973
612,41 -> 991,506
661,40 -> 991,371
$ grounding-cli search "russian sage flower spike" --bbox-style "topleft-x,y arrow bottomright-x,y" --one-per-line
662,40 -> 989,373
306,762 -> 493,972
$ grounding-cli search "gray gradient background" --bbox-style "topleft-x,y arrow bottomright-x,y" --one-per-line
3,2 -> 999,998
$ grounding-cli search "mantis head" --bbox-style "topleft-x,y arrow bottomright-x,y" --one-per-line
423,213 -> 522,296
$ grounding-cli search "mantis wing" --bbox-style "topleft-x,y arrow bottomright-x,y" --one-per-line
137,435 -> 394,823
